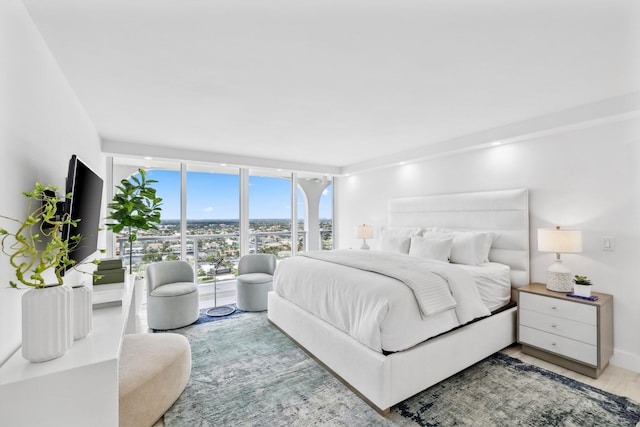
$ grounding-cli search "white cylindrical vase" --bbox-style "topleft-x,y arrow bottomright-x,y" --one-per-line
22,285 -> 73,363
573,284 -> 592,297
72,285 -> 93,340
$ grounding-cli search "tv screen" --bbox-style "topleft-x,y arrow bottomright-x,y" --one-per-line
61,155 -> 103,275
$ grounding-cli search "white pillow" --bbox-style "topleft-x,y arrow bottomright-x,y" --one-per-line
379,227 -> 421,254
425,229 -> 494,265
409,235 -> 453,262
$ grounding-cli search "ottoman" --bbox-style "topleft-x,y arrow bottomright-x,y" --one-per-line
119,333 -> 191,426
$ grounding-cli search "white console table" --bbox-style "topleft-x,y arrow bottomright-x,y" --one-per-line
0,280 -> 135,427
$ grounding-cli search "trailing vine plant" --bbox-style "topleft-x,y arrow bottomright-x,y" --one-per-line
0,183 -> 96,288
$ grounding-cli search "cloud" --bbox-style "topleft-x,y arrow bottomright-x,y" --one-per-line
204,206 -> 215,212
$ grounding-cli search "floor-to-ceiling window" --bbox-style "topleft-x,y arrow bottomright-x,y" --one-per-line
297,187 -> 306,252
248,170 -> 293,258
320,181 -> 333,250
186,165 -> 240,285
108,158 -> 334,293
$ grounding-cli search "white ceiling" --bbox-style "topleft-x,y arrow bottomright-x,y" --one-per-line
24,0 -> 640,173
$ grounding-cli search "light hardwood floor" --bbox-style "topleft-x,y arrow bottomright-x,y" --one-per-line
137,294 -> 640,426
503,344 -> 640,403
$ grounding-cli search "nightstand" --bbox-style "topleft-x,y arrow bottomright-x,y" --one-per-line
517,283 -> 613,378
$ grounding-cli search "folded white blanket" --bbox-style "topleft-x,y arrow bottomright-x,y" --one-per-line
300,250 -> 457,318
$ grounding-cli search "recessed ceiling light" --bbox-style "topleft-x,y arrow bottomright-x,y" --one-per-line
490,141 -> 502,146
143,156 -> 153,160
220,163 -> 227,167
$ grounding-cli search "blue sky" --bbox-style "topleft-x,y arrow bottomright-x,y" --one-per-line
145,170 -> 332,220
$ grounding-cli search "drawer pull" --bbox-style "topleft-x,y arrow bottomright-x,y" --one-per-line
551,323 -> 557,328
551,342 -> 557,346
551,305 -> 558,310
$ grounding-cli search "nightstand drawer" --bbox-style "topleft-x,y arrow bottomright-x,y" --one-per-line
519,309 -> 597,345
519,325 -> 597,366
520,292 -> 596,325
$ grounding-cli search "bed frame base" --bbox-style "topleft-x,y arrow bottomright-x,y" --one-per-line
268,292 -> 517,414
269,319 -> 391,416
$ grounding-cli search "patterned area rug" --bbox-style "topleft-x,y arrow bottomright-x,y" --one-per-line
163,312 -> 640,426
151,306 -> 244,331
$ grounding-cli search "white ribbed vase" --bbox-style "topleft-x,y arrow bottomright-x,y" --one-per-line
72,285 -> 93,340
22,285 -> 73,363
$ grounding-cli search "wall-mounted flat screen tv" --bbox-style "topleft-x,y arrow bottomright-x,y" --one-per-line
61,155 -> 103,275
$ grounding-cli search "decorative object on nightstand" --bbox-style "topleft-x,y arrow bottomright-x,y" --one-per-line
517,283 -> 613,378
538,226 -> 582,292
355,224 -> 374,250
572,275 -> 592,297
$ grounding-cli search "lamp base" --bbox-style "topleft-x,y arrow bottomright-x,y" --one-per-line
546,267 -> 573,292
360,239 -> 370,250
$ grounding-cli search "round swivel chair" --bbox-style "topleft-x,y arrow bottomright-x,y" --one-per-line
236,254 -> 277,312
146,260 -> 199,330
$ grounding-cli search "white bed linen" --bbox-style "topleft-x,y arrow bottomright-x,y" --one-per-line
274,251 -> 491,353
457,262 -> 511,311
298,250 -> 458,318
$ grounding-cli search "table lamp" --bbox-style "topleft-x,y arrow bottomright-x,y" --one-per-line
538,226 -> 582,292
355,224 -> 374,250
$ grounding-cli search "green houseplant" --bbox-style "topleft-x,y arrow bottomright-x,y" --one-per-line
106,169 -> 162,276
0,183 -> 86,288
0,183 -> 99,362
572,275 -> 593,297
573,275 -> 592,286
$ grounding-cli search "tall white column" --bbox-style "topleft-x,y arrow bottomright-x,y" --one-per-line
297,178 -> 331,252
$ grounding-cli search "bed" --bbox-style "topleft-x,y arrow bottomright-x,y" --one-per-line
267,188 -> 529,414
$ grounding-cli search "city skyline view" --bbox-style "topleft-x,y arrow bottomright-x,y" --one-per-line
145,169 -> 333,221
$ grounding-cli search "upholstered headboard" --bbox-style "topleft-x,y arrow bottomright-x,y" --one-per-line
388,189 -> 530,288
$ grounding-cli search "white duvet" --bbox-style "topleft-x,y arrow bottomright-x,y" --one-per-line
273,250 -> 492,353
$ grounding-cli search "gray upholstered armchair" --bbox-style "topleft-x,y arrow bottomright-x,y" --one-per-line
146,260 -> 199,330
236,254 -> 277,312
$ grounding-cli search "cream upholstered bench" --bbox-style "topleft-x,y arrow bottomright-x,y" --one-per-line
119,333 -> 191,427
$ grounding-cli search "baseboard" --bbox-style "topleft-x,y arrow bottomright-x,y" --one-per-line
611,348 -> 640,374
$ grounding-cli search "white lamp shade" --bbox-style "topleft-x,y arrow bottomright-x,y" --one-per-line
537,227 -> 582,253
355,225 -> 374,239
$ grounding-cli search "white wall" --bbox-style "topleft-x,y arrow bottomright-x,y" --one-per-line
0,0 -> 103,365
336,117 -> 640,373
